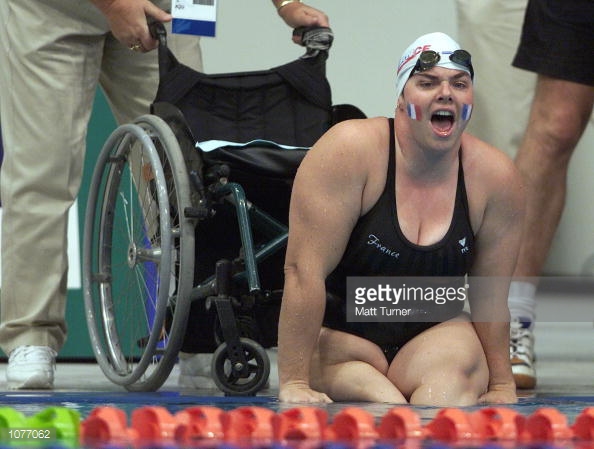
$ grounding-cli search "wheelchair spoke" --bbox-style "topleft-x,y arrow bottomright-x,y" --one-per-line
84,116 -> 194,391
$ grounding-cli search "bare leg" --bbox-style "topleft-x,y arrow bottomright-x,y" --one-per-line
311,328 -> 407,403
514,76 -> 594,278
389,317 -> 489,406
507,75 -> 594,387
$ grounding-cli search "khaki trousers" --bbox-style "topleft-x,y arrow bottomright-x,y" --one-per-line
455,0 -> 536,157
0,0 -> 202,354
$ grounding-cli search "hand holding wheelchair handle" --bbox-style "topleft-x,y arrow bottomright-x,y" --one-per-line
276,0 -> 330,40
90,0 -> 171,52
148,21 -> 333,51
148,21 -> 334,77
293,26 -> 334,58
148,19 -> 167,48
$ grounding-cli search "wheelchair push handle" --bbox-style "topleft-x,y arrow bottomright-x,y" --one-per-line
149,20 -> 167,44
293,26 -> 334,58
148,21 -> 333,58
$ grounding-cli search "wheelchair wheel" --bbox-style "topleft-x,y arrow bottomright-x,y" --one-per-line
83,114 -> 195,391
212,338 -> 270,396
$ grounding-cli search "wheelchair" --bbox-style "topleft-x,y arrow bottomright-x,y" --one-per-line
82,24 -> 365,395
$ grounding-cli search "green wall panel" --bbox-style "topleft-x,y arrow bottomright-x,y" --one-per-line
61,89 -> 116,359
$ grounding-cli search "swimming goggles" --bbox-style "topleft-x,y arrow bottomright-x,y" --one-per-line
409,50 -> 474,80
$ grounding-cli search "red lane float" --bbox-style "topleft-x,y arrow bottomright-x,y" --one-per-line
77,405 -> 594,447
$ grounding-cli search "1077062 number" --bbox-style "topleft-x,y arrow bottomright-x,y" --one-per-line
1,429 -> 55,440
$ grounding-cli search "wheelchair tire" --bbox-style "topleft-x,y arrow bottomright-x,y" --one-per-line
83,114 -> 195,391
212,338 -> 270,396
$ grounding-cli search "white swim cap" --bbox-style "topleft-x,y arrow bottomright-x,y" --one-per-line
395,32 -> 472,99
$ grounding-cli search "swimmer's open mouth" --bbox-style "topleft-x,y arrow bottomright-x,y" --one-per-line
431,110 -> 455,134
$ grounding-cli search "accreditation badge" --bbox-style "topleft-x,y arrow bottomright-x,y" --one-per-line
171,0 -> 217,37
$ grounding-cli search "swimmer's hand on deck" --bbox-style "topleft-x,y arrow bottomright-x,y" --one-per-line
279,381 -> 333,403
478,384 -> 518,404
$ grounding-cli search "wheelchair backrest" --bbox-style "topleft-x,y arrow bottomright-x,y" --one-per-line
153,42 -> 333,149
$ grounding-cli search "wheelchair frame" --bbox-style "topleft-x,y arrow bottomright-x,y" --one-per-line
83,107 -> 292,393
82,26 -> 364,394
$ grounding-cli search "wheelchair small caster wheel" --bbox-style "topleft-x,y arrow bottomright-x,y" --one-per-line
212,337 -> 270,396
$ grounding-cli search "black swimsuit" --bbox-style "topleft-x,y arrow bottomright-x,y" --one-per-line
324,118 -> 475,362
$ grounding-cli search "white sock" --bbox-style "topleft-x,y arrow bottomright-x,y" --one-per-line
508,281 -> 536,329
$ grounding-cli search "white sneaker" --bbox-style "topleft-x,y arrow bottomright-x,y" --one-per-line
6,346 -> 56,390
510,318 -> 536,389
178,352 -> 217,389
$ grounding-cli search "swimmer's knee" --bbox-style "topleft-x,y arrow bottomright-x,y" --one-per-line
317,328 -> 390,374
409,365 -> 488,406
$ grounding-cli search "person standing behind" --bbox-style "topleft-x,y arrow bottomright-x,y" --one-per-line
0,0 -> 327,390
504,0 -> 594,389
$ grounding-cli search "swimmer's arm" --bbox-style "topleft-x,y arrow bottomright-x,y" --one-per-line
469,153 -> 525,403
278,122 -> 368,403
